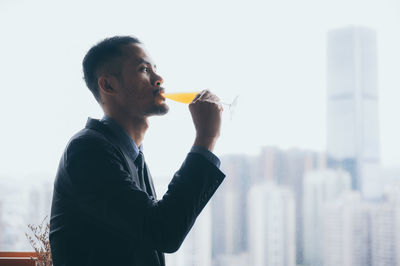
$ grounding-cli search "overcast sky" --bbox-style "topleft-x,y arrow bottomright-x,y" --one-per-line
0,0 -> 399,181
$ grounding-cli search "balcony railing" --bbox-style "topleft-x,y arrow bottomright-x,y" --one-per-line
0,252 -> 37,266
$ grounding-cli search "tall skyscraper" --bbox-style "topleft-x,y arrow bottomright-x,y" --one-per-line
326,26 -> 380,192
302,169 -> 352,266
247,182 -> 296,266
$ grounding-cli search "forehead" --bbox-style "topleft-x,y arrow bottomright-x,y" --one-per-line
121,43 -> 154,66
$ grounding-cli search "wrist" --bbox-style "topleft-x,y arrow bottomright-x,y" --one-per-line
194,136 -> 217,152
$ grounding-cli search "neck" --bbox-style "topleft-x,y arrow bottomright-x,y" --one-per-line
105,112 -> 149,147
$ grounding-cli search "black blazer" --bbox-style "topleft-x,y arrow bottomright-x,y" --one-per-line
50,118 -> 225,266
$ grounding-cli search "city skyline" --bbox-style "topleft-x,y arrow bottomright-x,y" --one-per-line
2,146 -> 400,264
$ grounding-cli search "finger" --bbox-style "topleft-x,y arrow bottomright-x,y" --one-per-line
209,94 -> 220,102
192,90 -> 206,103
198,89 -> 210,99
201,90 -> 220,103
205,94 -> 220,103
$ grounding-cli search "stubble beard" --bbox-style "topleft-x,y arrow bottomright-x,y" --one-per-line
144,103 -> 169,117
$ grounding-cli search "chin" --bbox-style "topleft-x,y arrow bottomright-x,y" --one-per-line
145,103 -> 169,116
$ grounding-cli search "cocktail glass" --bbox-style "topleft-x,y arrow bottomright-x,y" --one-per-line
161,92 -> 239,119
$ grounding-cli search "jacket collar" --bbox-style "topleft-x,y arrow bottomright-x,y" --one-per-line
100,115 -> 142,162
85,117 -> 140,161
84,117 -> 157,198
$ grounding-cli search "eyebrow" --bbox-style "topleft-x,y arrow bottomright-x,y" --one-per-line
138,59 -> 157,69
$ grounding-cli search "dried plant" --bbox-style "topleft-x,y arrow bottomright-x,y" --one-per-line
25,216 -> 52,266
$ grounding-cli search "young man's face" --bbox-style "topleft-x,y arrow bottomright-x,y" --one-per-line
112,43 -> 169,118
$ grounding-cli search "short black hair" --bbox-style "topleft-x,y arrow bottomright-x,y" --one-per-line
82,36 -> 141,103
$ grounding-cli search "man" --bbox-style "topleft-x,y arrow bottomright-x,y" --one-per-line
50,36 -> 225,266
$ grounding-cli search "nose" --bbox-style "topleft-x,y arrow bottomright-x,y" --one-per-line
153,74 -> 163,87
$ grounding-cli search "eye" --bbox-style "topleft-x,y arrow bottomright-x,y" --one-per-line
140,66 -> 149,73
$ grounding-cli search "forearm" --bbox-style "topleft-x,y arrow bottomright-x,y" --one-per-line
143,152 -> 225,252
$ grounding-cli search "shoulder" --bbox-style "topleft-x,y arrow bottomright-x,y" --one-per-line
59,127 -> 130,182
64,127 -> 119,162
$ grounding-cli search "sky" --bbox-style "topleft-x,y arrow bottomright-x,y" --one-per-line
0,0 -> 399,181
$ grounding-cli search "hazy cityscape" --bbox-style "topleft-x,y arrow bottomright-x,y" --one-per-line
1,24 -> 400,266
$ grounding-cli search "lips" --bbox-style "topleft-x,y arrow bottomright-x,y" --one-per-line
153,87 -> 166,101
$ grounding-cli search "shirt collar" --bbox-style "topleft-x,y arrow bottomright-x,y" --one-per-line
100,115 -> 143,161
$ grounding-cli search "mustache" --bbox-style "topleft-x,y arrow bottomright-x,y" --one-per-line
153,87 -> 165,95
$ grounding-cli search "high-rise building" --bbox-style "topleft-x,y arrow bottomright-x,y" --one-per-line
322,190 -> 400,266
303,169 -> 352,266
257,147 -> 326,263
211,155 -> 251,261
212,252 -> 249,266
210,148 -> 325,265
323,192 -> 372,266
166,205 -> 212,266
153,176 -> 213,266
326,26 -> 380,193
150,175 -> 211,266
370,194 -> 400,266
247,182 -> 296,266
27,181 -> 53,225
0,179 -> 32,250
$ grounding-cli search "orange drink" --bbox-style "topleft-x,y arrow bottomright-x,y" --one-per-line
161,91 -> 239,120
161,92 -> 198,104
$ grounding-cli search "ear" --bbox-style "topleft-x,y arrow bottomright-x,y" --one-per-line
98,76 -> 118,96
